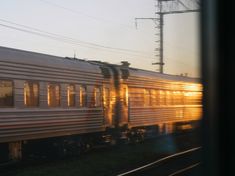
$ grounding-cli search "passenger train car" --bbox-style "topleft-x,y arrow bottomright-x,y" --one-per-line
0,46 -> 202,161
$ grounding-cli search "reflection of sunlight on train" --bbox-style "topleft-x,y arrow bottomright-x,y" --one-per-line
0,46 -> 202,161
184,83 -> 202,92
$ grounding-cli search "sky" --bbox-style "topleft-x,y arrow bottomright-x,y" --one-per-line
0,0 -> 200,77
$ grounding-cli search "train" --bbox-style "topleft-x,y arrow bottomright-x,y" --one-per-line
0,46 -> 202,161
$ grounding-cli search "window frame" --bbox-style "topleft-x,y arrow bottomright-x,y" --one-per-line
0,79 -> 14,108
79,85 -> 87,107
24,81 -> 39,107
67,84 -> 76,107
94,86 -> 101,107
159,90 -> 166,106
47,83 -> 61,107
144,89 -> 151,107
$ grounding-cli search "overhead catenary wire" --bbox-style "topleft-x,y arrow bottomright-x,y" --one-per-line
0,19 -> 197,70
0,17 -> 197,70
39,0 -> 135,30
0,21 -> 196,69
39,0 -> 160,45
38,0 -> 160,48
0,19 -> 153,58
0,19 -> 149,55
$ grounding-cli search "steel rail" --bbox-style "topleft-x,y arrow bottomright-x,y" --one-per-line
168,162 -> 200,176
117,146 -> 201,176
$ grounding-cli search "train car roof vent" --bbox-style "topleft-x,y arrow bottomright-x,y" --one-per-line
121,61 -> 130,67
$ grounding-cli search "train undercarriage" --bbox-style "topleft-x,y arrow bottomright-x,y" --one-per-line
0,120 -> 200,163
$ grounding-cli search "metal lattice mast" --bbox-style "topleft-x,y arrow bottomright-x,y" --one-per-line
135,0 -> 200,73
154,0 -> 164,73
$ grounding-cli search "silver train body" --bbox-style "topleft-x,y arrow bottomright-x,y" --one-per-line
0,46 -> 202,160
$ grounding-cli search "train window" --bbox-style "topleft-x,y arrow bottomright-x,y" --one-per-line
80,85 -> 87,107
184,91 -> 202,105
184,92 -> 192,105
157,90 -> 161,106
172,91 -> 183,105
144,89 -> 151,106
47,83 -> 60,107
151,89 -> 157,106
67,84 -> 75,107
165,91 -> 172,105
180,92 -> 184,105
94,87 -> 101,107
172,91 -> 177,105
159,90 -> 166,105
181,91 -> 185,105
24,81 -> 39,107
0,80 -> 13,107
128,88 -> 144,107
184,91 -> 196,105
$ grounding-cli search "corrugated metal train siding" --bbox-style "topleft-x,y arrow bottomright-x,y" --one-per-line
128,106 -> 202,127
126,76 -> 201,90
0,61 -> 106,84
0,109 -> 105,143
125,72 -> 202,127
0,48 -> 109,143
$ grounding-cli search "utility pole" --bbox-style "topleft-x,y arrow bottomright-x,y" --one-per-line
135,0 -> 200,74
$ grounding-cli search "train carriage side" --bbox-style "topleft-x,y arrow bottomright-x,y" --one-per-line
0,46 -> 114,161
117,67 -> 202,135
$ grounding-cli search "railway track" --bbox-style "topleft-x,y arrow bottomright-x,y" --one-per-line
0,130 -> 201,176
117,147 -> 201,176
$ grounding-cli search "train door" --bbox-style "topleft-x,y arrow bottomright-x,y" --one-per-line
103,86 -> 113,127
120,84 -> 129,126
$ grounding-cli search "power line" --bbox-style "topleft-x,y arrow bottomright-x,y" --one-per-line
0,23 -> 150,59
39,0 -> 159,47
39,0 -> 134,30
135,0 -> 200,73
0,19 -> 153,58
0,19 -> 197,69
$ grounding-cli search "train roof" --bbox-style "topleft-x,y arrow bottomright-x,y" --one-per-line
0,46 -> 200,83
127,67 -> 200,83
87,60 -> 200,83
0,46 -> 101,73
